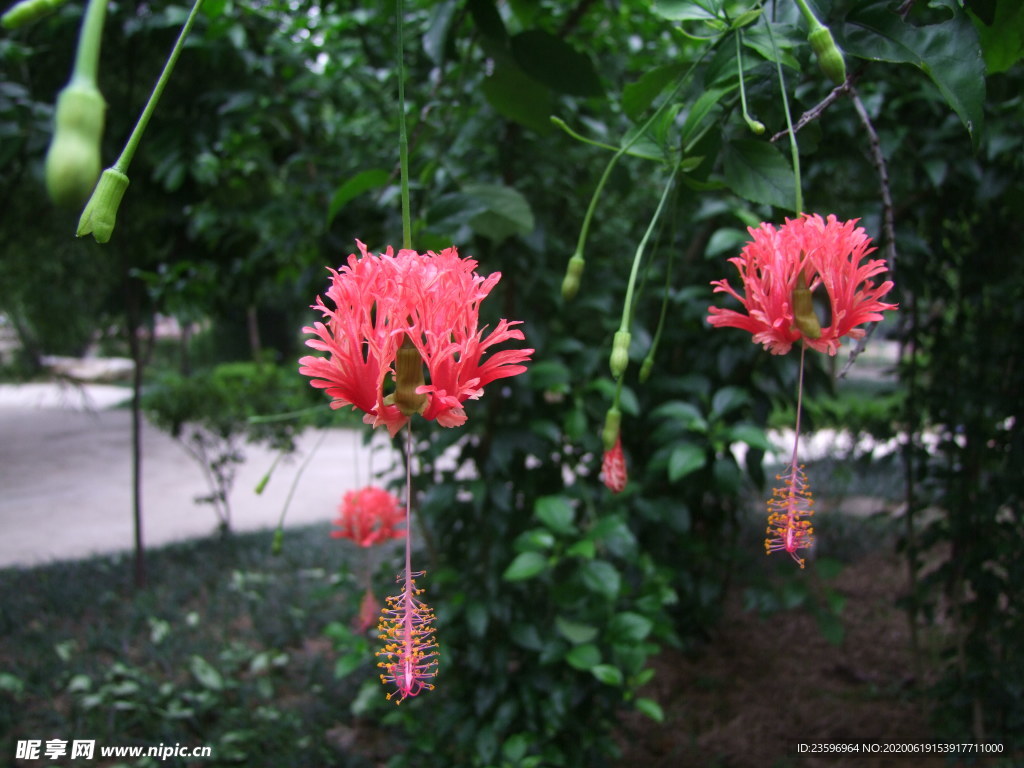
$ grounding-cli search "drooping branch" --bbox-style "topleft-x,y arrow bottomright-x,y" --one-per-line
769,77 -> 853,144
838,85 -> 898,378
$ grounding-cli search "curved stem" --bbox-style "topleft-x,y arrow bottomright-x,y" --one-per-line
618,171 -> 676,336
115,0 -> 204,172
764,16 -> 802,213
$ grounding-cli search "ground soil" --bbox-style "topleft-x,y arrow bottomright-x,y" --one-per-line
614,551 -> 957,768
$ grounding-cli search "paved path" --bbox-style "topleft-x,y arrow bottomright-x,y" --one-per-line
0,383 -> 394,569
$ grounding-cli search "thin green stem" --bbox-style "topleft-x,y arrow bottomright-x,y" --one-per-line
550,117 -> 620,153
71,0 -> 107,85
114,0 -> 204,172
764,16 -> 802,213
735,30 -> 763,134
791,0 -> 826,31
572,51 -> 707,260
618,172 -> 676,335
396,0 -> 412,250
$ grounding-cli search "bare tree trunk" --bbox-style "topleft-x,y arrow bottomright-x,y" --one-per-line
247,305 -> 262,364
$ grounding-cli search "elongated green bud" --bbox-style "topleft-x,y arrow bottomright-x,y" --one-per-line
639,354 -> 654,383
808,26 -> 846,85
45,83 -> 105,208
610,330 -> 631,379
561,253 -> 585,301
2,0 -> 66,28
77,168 -> 129,243
791,271 -> 822,339
392,334 -> 427,416
271,528 -> 284,556
602,406 -> 621,452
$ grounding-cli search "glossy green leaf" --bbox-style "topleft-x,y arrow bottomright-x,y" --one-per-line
841,0 -> 985,146
503,551 -> 548,581
327,169 -> 389,225
189,655 -> 223,691
580,559 -> 621,599
565,642 -> 602,670
511,30 -> 603,97
610,611 -> 654,642
556,616 -> 599,644
727,423 -> 771,452
651,400 -> 707,432
591,664 -> 624,686
971,0 -> 1024,73
423,0 -> 458,65
711,386 -> 751,418
653,0 -> 722,23
721,139 -> 797,212
635,697 -> 665,723
463,183 -> 536,242
623,63 -> 686,120
481,61 -> 555,134
535,495 -> 575,535
668,443 -> 706,482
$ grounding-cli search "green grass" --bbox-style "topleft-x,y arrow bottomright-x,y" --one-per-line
0,525 -> 396,768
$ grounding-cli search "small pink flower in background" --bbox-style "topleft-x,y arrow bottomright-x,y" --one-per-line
602,436 -> 627,493
331,486 -> 405,548
377,571 -> 439,704
300,241 -> 533,435
707,214 -> 896,355
354,588 -> 381,634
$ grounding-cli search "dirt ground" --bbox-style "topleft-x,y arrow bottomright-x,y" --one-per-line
614,551 -> 975,768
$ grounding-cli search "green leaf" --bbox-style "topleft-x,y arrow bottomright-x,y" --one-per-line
334,652 -> 364,680
635,697 -> 665,723
463,183 -> 536,242
555,616 -> 599,644
511,30 -> 603,97
721,139 -> 797,212
481,61 -> 555,134
580,560 -> 621,599
503,551 -> 548,581
591,664 -> 624,686
514,528 -> 557,552
565,643 -> 602,670
623,63 -> 686,120
327,169 -> 389,225
468,0 -> 506,40
650,400 -> 707,432
566,539 -> 596,559
189,655 -> 224,691
841,0 -> 985,146
653,0 -> 722,24
711,386 -> 751,419
971,0 -> 1024,73
423,0 -> 458,65
535,495 -> 575,535
668,443 -> 706,482
680,84 -> 736,150
609,612 -> 654,642
727,423 -> 771,452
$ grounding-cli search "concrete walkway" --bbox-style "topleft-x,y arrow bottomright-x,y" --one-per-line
0,383 -> 395,569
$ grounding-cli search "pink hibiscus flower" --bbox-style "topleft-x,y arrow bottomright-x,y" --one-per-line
707,214 -> 896,355
300,241 -> 533,435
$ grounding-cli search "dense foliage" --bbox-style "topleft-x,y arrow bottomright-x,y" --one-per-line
2,0 -> 1023,764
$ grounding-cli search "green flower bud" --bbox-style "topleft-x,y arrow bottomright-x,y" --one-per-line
639,354 -> 654,383
561,253 -> 585,301
602,406 -> 621,452
808,26 -> 847,85
45,83 -> 106,208
271,528 -> 284,556
77,168 -> 129,243
2,0 -> 66,28
610,330 -> 631,379
744,115 -> 766,135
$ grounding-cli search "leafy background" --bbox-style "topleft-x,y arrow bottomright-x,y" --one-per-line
1,0 -> 1023,765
